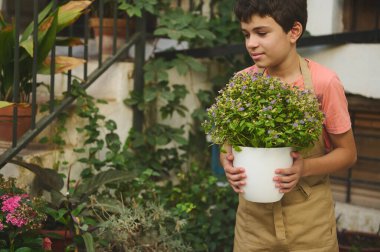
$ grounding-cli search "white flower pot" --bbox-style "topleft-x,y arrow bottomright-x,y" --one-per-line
232,147 -> 293,203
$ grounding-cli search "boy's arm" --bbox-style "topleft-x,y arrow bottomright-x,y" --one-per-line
302,129 -> 357,176
274,129 -> 357,193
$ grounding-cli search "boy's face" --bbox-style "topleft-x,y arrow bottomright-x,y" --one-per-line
241,15 -> 296,69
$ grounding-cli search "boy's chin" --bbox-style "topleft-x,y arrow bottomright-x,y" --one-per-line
254,61 -> 268,69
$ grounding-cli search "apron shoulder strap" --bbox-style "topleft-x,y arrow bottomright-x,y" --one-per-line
298,55 -> 313,91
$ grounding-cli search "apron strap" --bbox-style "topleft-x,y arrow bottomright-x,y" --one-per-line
299,55 -> 313,91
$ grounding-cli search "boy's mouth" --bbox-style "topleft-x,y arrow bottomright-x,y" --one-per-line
251,53 -> 264,61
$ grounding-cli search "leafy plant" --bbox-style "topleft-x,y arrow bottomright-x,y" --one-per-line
42,164 -> 136,251
92,198 -> 191,252
0,175 -> 48,252
0,1 -> 91,103
203,72 -> 324,149
154,8 -> 215,42
118,0 -> 158,17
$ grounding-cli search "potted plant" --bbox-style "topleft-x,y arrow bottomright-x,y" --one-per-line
0,0 -> 91,141
0,175 -> 50,251
89,0 -> 130,55
40,164 -> 136,252
202,71 -> 324,202
89,0 -> 157,55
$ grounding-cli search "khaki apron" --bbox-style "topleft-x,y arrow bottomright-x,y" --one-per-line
233,56 -> 339,252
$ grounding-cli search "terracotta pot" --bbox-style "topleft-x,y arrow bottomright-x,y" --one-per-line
338,230 -> 380,252
89,17 -> 135,55
40,229 -> 74,252
0,103 -> 32,142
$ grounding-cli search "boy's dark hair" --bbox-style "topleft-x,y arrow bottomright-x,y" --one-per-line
234,0 -> 307,37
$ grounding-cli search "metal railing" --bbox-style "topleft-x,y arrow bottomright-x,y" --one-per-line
0,0 -> 146,167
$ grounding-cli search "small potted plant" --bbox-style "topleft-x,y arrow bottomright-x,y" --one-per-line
0,175 -> 50,251
89,0 -> 157,56
202,71 -> 324,202
0,0 -> 91,141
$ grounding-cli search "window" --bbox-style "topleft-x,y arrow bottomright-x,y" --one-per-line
343,0 -> 380,31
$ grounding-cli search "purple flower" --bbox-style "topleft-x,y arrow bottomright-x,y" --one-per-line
242,85 -> 247,90
238,107 -> 245,111
270,99 -> 276,104
292,122 -> 299,127
300,120 -> 305,124
263,106 -> 273,112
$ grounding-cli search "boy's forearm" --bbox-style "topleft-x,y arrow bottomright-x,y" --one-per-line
302,147 -> 356,177
302,129 -> 357,177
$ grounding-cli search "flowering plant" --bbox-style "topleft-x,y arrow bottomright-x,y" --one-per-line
0,175 -> 49,251
202,71 -> 324,150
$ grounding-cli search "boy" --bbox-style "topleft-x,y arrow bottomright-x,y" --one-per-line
221,0 -> 357,251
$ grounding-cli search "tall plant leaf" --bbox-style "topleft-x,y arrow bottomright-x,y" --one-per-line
9,159 -> 64,191
82,232 -> 95,252
38,56 -> 86,74
0,25 -> 14,68
73,170 -> 136,199
21,0 -> 53,41
57,1 -> 92,33
20,11 -> 58,64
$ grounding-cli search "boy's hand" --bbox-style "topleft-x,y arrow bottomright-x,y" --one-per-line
273,152 -> 304,193
220,152 -> 246,193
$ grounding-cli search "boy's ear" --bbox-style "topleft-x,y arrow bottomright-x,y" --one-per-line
289,21 -> 303,43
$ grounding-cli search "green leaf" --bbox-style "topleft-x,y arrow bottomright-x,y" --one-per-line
172,134 -> 188,145
21,1 -> 53,41
82,232 -> 95,252
73,170 -> 136,199
275,117 -> 284,122
0,25 -> 14,67
144,87 -> 158,102
15,248 -> 32,252
56,1 -> 92,33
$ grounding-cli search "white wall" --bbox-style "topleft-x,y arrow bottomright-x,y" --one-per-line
307,0 -> 344,35
305,0 -> 380,99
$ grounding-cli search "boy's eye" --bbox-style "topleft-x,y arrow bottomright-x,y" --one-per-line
242,33 -> 249,39
257,32 -> 267,36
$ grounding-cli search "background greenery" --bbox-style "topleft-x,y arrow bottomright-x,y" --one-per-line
36,0 -> 253,251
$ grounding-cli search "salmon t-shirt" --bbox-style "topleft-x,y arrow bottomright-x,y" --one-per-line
241,59 -> 351,151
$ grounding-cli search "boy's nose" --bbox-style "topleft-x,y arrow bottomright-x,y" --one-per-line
246,36 -> 259,48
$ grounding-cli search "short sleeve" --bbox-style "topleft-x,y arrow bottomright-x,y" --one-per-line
321,75 -> 351,134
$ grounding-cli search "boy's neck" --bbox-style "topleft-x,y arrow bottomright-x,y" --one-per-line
266,51 -> 301,84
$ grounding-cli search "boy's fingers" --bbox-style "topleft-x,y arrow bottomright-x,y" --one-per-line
291,151 -> 301,159
275,168 -> 293,175
230,183 -> 244,193
226,153 -> 234,161
226,172 -> 246,182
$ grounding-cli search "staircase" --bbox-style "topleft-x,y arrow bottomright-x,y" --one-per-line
0,0 -> 146,168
